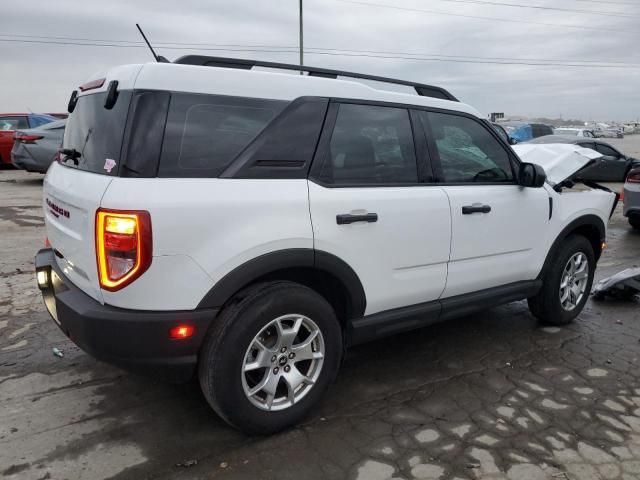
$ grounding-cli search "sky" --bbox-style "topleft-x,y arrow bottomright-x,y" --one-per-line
0,0 -> 639,121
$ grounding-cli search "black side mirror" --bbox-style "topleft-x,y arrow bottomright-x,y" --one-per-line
519,162 -> 547,188
67,90 -> 78,113
104,80 -> 119,110
509,137 -> 518,145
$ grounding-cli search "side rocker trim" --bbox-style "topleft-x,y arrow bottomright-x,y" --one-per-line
196,249 -> 367,317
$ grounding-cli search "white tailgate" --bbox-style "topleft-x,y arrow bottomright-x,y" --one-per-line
43,162 -> 112,302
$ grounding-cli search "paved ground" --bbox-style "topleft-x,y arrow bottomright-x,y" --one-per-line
1,151 -> 639,480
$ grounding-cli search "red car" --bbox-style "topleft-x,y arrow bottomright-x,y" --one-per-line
0,113 -> 57,165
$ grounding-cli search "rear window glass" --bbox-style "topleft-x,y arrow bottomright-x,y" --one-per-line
61,91 -> 132,176
0,116 -> 28,130
159,93 -> 286,178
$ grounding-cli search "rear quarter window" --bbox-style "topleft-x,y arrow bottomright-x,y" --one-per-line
159,93 -> 287,178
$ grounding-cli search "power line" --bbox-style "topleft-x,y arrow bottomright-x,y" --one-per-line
1,37 -> 638,69
1,33 -> 637,65
430,0 -> 638,18
338,0 -> 634,32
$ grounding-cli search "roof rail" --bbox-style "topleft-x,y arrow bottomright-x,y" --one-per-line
173,55 -> 459,102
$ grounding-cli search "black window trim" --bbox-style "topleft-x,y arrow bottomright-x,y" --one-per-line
308,99 -> 432,188
308,97 -> 523,188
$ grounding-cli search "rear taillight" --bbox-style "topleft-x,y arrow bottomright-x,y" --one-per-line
96,209 -> 152,291
14,132 -> 43,144
627,171 -> 640,184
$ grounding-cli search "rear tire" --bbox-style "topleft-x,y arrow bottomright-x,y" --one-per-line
198,281 -> 342,434
629,217 -> 640,230
528,235 -> 595,325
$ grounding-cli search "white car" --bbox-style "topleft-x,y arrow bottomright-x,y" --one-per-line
35,56 -> 616,433
553,128 -> 595,138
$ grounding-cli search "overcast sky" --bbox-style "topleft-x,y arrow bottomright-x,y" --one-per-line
1,0 -> 638,121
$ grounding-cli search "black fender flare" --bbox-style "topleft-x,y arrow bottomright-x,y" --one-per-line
538,214 -> 605,279
196,249 -> 367,317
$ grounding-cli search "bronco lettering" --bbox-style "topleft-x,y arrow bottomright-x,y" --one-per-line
46,198 -> 70,219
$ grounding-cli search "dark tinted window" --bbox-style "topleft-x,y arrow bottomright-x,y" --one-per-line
318,104 -> 418,184
0,116 -> 28,130
159,93 -> 286,178
62,91 -> 132,176
423,111 -> 514,183
532,124 -> 553,138
595,143 -> 621,158
29,115 -> 56,128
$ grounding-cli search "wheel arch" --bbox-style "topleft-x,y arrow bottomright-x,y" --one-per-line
538,214 -> 605,279
196,249 -> 367,322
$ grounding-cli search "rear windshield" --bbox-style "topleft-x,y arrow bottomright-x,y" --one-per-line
61,91 -> 132,176
159,93 -> 287,177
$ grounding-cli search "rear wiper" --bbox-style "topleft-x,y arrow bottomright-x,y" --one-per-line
58,148 -> 81,165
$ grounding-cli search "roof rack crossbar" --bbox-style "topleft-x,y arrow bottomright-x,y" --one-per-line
173,55 -> 458,102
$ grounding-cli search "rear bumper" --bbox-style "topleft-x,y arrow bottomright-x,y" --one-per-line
35,248 -> 218,382
11,146 -> 48,173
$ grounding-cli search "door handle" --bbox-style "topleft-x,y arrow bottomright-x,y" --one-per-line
462,204 -> 491,214
336,213 -> 378,225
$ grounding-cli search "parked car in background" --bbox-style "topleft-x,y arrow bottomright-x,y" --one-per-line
623,167 -> 640,230
498,122 -> 554,143
0,113 -> 57,165
526,135 -> 639,182
553,128 -> 595,138
594,128 -> 624,139
46,113 -> 69,120
11,119 -> 66,173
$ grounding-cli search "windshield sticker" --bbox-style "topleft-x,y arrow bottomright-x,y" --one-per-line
104,158 -> 117,173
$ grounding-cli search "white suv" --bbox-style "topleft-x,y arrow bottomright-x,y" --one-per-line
35,56 -> 617,433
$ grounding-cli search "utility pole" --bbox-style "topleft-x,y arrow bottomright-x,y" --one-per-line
299,0 -> 304,74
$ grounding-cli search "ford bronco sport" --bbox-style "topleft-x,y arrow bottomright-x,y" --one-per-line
35,56 -> 617,433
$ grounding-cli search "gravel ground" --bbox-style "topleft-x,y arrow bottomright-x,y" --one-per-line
0,161 -> 639,480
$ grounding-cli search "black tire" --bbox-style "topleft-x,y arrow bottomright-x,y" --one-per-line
198,281 -> 342,434
528,235 -> 595,325
629,217 -> 640,230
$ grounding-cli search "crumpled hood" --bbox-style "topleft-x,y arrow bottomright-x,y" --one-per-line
512,143 -> 603,185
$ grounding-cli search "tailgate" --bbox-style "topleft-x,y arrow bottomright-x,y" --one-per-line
43,162 -> 112,302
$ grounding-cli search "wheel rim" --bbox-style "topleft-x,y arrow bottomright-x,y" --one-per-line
559,252 -> 589,311
241,314 -> 325,411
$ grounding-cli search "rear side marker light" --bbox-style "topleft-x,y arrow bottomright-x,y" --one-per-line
169,325 -> 195,340
627,171 -> 640,184
96,209 -> 152,291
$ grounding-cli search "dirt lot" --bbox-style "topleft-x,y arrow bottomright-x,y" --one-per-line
1,160 -> 639,480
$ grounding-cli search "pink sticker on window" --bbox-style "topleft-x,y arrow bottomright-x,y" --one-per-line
104,158 -> 117,173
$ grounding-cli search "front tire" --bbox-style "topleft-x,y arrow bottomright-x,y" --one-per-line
629,217 -> 640,230
528,235 -> 595,325
198,281 -> 342,434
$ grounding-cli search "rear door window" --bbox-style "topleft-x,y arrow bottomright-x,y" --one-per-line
62,91 -> 132,176
159,93 -> 286,178
0,116 -> 28,130
315,103 -> 418,185
594,143 -> 621,158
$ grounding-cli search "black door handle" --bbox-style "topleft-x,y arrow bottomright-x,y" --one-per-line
336,213 -> 378,225
462,204 -> 491,214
